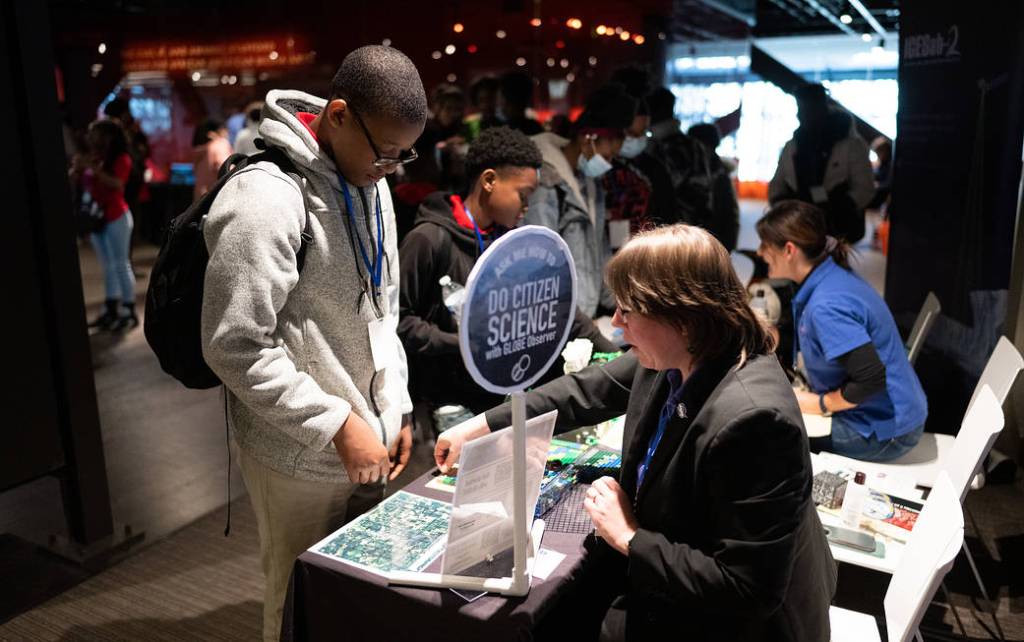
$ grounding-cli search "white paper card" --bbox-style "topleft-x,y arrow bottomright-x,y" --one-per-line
810,185 -> 828,203
368,316 -> 399,373
531,548 -> 566,581
441,410 -> 557,576
608,219 -> 631,249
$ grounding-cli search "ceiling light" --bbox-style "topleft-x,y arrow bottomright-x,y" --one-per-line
515,57 -> 527,67
840,14 -> 853,24
453,23 -> 464,33
496,30 -> 507,39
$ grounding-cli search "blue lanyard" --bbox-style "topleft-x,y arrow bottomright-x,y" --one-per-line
637,372 -> 685,489
340,180 -> 384,289
462,204 -> 486,255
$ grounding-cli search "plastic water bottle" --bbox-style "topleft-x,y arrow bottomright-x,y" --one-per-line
439,275 -> 466,325
840,471 -> 867,528
751,289 -> 769,323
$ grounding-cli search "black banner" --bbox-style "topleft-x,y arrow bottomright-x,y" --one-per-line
886,0 -> 1024,432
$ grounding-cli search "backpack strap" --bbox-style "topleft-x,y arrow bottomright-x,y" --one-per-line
246,147 -> 315,273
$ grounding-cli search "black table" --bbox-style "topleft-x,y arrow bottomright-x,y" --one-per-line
281,468 -> 593,642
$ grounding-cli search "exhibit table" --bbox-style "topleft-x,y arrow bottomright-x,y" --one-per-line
280,466 -> 594,642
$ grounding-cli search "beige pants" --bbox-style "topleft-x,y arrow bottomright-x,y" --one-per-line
237,446 -> 377,642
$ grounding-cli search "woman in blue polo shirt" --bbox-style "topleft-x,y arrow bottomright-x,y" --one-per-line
756,200 -> 927,461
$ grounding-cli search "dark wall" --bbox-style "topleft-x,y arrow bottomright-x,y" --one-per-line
1,2 -> 113,544
887,0 -> 1024,433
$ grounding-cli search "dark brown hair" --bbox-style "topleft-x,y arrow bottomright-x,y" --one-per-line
755,199 -> 852,269
606,224 -> 776,367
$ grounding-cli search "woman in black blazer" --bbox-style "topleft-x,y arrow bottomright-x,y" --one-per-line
436,224 -> 836,642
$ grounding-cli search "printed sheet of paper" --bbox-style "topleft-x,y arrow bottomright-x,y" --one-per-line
309,490 -> 451,577
441,410 -> 557,577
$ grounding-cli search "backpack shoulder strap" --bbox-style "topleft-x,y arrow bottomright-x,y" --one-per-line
248,147 -> 314,272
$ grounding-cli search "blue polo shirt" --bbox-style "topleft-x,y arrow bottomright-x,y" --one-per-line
793,257 -> 927,441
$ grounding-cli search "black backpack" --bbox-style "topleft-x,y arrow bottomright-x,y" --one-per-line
144,147 -> 313,389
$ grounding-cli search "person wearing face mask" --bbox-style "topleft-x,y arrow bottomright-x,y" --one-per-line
526,84 -> 637,316
602,68 -> 678,250
398,127 -> 617,420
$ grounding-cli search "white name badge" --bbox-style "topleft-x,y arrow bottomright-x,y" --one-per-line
368,316 -> 399,373
810,185 -> 828,204
608,219 -> 631,249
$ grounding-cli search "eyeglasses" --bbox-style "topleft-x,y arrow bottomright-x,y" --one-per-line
348,105 -> 418,168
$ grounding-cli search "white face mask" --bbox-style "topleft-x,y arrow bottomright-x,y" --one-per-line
619,135 -> 648,159
577,138 -> 614,178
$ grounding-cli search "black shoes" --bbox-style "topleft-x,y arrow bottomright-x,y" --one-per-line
90,300 -> 139,333
88,299 -> 120,331
109,314 -> 139,332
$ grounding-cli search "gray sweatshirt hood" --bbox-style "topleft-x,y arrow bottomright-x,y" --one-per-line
260,90 -> 346,190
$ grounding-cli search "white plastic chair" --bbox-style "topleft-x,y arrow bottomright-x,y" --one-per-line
827,384 -> 1008,638
858,336 -> 1022,489
830,471 -> 964,642
905,291 -> 940,366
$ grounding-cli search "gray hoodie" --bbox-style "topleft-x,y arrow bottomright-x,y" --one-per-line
201,89 -> 412,483
525,133 -> 612,317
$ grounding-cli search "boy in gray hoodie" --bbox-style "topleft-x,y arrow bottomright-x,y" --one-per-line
201,46 -> 426,641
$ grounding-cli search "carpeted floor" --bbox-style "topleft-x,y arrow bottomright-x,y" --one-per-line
0,498 -> 263,642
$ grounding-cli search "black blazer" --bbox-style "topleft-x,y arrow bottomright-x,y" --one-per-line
487,351 -> 836,642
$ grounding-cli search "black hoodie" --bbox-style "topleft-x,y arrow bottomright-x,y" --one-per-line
398,191 -> 618,414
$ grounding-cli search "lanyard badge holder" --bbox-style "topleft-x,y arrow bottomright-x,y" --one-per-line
462,205 -> 487,256
340,180 -> 385,319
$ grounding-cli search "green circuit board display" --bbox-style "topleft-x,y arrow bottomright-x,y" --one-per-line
313,491 -> 451,575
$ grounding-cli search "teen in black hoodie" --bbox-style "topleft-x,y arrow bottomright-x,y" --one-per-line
399,127 -> 617,415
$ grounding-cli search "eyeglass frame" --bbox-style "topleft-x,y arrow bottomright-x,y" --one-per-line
346,102 -> 418,168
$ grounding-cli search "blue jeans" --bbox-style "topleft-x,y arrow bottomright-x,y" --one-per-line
90,211 -> 135,305
811,415 -> 925,463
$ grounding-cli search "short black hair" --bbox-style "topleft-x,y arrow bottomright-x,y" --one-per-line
469,76 -> 499,105
688,123 -> 721,149
646,87 -> 676,123
464,126 -> 542,188
795,83 -> 828,106
573,83 -> 636,134
103,97 -> 131,121
499,71 -> 535,110
192,118 -> 224,147
329,45 -> 427,125
431,83 -> 466,109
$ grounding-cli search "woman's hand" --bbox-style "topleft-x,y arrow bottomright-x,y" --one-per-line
434,413 -> 490,473
584,476 -> 639,556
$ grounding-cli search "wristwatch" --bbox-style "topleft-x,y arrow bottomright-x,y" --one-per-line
818,393 -> 832,417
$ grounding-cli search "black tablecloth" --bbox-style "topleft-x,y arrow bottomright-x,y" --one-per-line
281,469 -> 592,642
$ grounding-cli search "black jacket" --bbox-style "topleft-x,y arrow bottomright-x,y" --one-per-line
398,192 -> 618,413
487,351 -> 836,642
